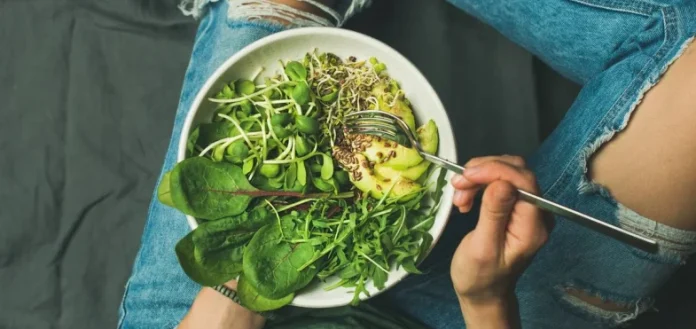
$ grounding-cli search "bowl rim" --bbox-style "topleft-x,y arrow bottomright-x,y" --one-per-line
176,26 -> 457,308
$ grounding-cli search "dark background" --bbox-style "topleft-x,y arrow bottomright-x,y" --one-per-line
0,0 -> 693,328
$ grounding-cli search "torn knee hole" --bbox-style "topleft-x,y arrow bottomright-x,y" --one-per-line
229,0 -> 338,27
565,288 -> 633,312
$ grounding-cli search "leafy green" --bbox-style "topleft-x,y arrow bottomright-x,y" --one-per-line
163,51 -> 449,311
197,122 -> 235,148
292,81 -> 311,106
285,61 -> 307,81
169,157 -> 257,220
174,206 -> 273,286
243,223 -> 319,299
157,171 -> 174,207
237,274 -> 294,312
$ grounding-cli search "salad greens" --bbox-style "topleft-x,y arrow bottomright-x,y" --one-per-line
160,51 -> 445,311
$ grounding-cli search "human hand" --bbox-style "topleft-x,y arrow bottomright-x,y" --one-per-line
450,157 -> 550,328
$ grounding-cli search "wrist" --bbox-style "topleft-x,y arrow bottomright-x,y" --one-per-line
180,283 -> 265,329
458,294 -> 519,329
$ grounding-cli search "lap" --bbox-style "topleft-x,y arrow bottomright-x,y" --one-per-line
120,1 -> 696,328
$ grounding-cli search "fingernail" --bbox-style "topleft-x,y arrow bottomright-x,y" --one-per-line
452,175 -> 466,185
464,166 -> 480,176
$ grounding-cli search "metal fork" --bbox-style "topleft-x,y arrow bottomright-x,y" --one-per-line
344,110 -> 658,253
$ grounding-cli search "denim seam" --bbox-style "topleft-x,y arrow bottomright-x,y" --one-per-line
569,0 -> 659,17
544,4 -> 679,200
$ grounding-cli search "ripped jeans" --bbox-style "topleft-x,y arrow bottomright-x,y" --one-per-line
118,0 -> 696,328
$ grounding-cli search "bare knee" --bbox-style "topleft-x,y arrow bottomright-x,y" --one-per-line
232,0 -> 338,26
589,42 -> 696,231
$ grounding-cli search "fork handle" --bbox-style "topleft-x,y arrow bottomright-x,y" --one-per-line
421,153 -> 658,253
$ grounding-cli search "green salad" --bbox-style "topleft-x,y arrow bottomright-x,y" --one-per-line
157,51 -> 446,311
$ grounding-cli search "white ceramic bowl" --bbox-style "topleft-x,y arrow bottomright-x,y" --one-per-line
178,27 -> 457,308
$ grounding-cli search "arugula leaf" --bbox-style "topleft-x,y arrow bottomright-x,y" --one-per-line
401,258 -> 422,274
169,157 -> 257,220
237,274 -> 294,312
243,223 -> 319,299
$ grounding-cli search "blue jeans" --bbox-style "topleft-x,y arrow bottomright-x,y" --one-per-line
118,1 -> 696,328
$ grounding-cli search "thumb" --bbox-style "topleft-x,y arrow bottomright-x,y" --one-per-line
474,181 -> 518,246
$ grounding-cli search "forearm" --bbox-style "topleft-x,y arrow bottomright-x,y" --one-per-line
179,285 -> 265,329
458,295 -> 521,329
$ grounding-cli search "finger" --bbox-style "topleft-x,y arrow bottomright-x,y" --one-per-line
463,160 -> 539,194
465,155 -> 526,169
453,189 -> 476,209
472,180 -> 518,247
452,155 -> 527,190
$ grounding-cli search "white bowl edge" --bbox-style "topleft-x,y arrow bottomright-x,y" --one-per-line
176,27 -> 458,308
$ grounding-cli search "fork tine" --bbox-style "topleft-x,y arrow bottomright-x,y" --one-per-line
345,120 -> 399,132
345,125 -> 399,136
345,116 -> 398,126
346,127 -> 398,138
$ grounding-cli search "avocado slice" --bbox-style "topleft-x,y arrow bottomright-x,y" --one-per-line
374,120 -> 439,181
333,149 -> 421,201
372,84 -> 417,132
361,136 -> 423,170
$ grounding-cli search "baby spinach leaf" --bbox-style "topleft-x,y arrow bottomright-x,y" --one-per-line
197,122 -> 235,148
238,274 -> 294,312
175,207 -> 273,287
157,171 -> 174,208
175,229 -> 244,286
187,127 -> 200,156
169,157 -> 257,220
243,224 -> 319,299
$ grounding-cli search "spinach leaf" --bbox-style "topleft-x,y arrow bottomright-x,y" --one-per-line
197,122 -> 235,148
169,157 -> 256,220
237,274 -> 294,312
175,207 -> 273,286
157,171 -> 174,207
243,223 -> 319,299
187,127 -> 200,156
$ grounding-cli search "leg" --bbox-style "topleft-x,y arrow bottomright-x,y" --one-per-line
389,1 -> 696,328
117,1 -> 368,328
445,0 -> 674,85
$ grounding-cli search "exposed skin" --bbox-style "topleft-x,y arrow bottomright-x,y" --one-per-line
179,1 -> 696,327
451,157 -> 549,329
590,42 -> 696,231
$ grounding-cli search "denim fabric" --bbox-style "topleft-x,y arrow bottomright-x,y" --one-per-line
116,3 -> 289,328
118,0 -> 696,328
388,1 -> 696,328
